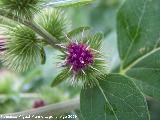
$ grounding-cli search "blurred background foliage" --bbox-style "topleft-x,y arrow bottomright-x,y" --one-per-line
0,0 -> 159,120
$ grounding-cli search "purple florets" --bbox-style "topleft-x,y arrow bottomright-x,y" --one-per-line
66,42 -> 94,72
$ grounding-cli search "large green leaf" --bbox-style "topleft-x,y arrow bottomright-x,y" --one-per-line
117,0 -> 160,99
80,74 -> 150,120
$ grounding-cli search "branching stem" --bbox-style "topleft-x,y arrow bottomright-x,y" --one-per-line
0,9 -> 62,50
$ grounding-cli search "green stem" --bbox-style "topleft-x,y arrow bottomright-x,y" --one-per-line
24,21 -> 62,50
0,9 -> 62,50
1,97 -> 80,120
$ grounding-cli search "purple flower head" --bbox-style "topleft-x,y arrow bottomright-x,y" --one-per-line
66,42 -> 94,72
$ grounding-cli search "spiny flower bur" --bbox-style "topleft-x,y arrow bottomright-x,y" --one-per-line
54,32 -> 106,87
52,33 -> 107,87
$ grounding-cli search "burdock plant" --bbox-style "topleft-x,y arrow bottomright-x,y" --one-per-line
0,0 -> 160,120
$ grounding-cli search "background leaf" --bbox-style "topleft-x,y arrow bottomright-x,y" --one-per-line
117,0 -> 160,99
80,74 -> 150,120
67,26 -> 90,38
45,0 -> 93,8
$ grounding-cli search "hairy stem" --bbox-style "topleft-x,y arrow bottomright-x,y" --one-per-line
0,9 -> 62,50
0,98 -> 80,120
